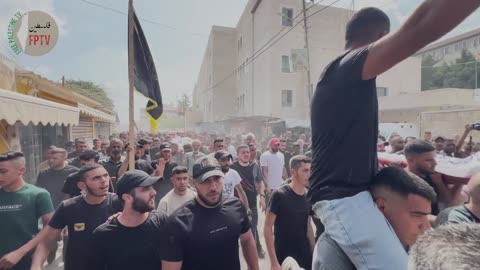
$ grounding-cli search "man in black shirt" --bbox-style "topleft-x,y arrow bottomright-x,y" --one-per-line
230,144 -> 266,258
68,139 -> 89,168
101,138 -> 124,182
30,164 -> 122,270
434,173 -> 480,227
162,156 -> 259,270
151,143 -> 178,205
404,140 -> 463,217
265,155 -> 315,270
62,150 -> 114,198
36,148 -> 78,209
118,142 -> 162,178
88,170 -> 168,270
308,3 -> 479,269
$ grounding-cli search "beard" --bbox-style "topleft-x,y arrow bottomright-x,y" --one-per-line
85,185 -> 106,197
197,191 -> 222,207
221,166 -> 229,173
132,195 -> 155,213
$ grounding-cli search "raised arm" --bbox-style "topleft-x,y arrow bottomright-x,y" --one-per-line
363,0 -> 480,80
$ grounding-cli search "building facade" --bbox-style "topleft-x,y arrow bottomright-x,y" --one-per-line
191,0 -> 421,135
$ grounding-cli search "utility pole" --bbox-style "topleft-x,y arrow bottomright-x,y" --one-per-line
302,0 -> 313,103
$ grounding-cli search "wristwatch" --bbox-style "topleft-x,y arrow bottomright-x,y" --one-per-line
247,209 -> 253,216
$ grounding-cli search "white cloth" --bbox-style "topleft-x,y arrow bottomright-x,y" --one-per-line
227,145 -> 237,157
157,188 -> 196,216
223,168 -> 242,198
260,150 -> 285,189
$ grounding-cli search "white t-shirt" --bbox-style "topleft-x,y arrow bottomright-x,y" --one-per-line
260,150 -> 285,189
223,168 -> 242,198
157,188 -> 196,216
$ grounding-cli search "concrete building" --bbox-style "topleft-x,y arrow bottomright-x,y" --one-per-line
191,0 -> 421,136
378,27 -> 480,140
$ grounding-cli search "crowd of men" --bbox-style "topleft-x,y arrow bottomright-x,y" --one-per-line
3,1 -> 480,270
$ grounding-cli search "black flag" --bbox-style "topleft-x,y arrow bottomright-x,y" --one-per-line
129,8 -> 163,121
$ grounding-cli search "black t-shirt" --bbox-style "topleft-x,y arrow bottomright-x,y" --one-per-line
433,205 -> 480,228
68,157 -> 82,169
163,197 -> 251,270
268,184 -> 312,270
36,165 -> 79,208
88,211 -> 168,270
231,161 -> 262,206
48,193 -> 123,270
101,158 -> 122,179
309,46 -> 378,204
420,174 -> 440,215
151,161 -> 177,204
135,159 -> 155,175
284,152 -> 293,178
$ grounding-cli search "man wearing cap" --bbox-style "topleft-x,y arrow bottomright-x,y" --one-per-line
377,138 -> 388,152
162,156 -> 259,270
118,142 -> 162,178
138,138 -> 153,163
260,138 -> 287,196
87,170 -> 168,270
31,164 -> 122,270
433,136 -> 446,153
151,143 -> 178,205
215,150 -> 250,211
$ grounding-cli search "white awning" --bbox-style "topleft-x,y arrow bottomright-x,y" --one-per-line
0,88 -> 79,126
78,104 -> 116,123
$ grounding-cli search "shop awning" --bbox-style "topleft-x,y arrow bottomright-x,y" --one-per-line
78,104 -> 116,123
0,88 -> 79,126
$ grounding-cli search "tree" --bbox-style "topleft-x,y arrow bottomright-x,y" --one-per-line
421,49 -> 479,90
65,80 -> 114,110
177,94 -> 191,116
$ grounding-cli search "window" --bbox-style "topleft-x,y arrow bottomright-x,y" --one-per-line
281,55 -> 290,73
238,36 -> 242,51
281,8 -> 293,27
281,90 -> 293,107
376,87 -> 388,97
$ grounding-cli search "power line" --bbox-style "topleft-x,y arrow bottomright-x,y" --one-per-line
207,0 -> 342,91
77,0 -> 207,37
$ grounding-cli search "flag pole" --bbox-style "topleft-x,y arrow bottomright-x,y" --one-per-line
128,0 -> 135,171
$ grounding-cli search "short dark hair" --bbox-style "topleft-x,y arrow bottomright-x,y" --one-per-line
172,166 -> 188,175
75,139 -> 87,145
404,140 -> 435,157
78,164 -> 103,182
0,151 -> 24,162
213,139 -> 224,144
236,144 -> 249,153
345,7 -> 390,48
290,155 -> 311,171
280,139 -> 287,143
370,167 -> 437,203
79,150 -> 100,162
93,138 -> 100,143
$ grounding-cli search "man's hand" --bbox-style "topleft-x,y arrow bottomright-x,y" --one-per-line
0,249 -> 24,269
259,196 -> 266,212
155,158 -> 166,177
465,124 -> 474,133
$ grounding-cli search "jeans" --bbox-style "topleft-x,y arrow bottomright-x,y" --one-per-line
312,191 -> 407,270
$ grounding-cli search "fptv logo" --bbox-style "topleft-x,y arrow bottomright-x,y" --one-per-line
7,10 -> 59,56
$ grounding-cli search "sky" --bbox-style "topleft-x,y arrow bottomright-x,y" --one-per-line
1,0 -> 480,130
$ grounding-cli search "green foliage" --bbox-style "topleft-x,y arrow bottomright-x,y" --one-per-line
421,49 -> 479,90
65,80 -> 114,110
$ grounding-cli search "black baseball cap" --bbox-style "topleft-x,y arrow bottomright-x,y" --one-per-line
159,143 -> 172,152
433,136 -> 446,142
214,150 -> 232,161
116,170 -> 161,199
137,138 -> 152,146
192,156 -> 224,183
